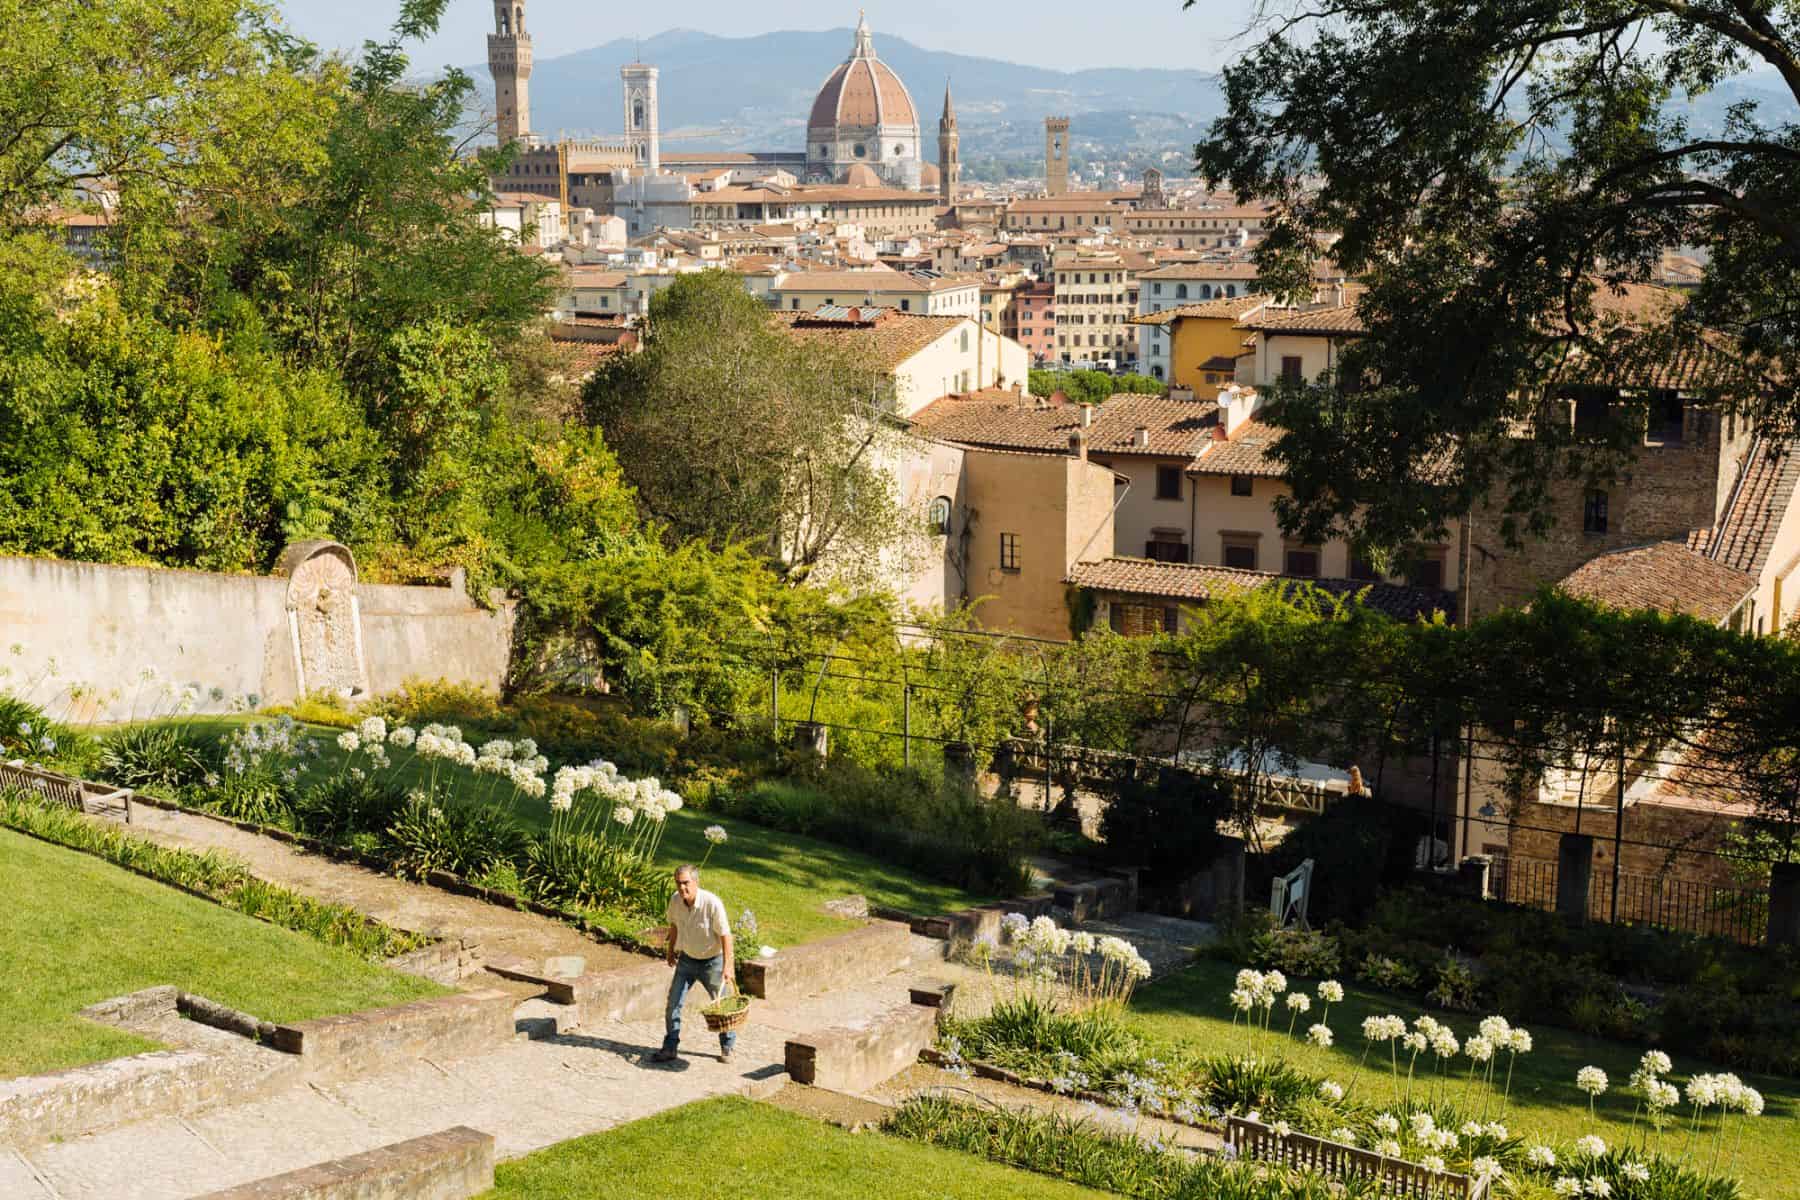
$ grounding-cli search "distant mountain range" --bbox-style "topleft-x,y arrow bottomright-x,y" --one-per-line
469,28 -> 1796,182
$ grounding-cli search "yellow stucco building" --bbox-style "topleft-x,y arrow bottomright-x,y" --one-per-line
1130,293 -> 1270,399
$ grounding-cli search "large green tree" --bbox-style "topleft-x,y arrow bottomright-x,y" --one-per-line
1190,0 -> 1800,550
584,271 -> 919,588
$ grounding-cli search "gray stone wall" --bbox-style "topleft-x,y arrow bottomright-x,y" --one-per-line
0,554 -> 514,722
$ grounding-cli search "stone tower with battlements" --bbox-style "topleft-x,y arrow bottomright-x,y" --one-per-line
487,1 -> 533,145
621,61 -> 660,173
1045,116 -> 1070,196
937,81 -> 959,206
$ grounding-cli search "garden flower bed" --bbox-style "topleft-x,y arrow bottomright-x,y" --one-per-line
933,914 -> 1779,1199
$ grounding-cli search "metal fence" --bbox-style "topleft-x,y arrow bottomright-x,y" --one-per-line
1594,871 -> 1766,946
1495,855 -> 1558,912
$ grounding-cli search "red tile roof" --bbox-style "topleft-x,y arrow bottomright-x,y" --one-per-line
1188,416 -> 1285,477
911,392 -> 1220,458
1686,440 -> 1800,575
1066,557 -> 1451,620
772,308 -> 963,371
1131,294 -> 1273,327
1559,540 -> 1753,624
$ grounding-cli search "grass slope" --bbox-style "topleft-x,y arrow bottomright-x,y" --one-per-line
1126,960 -> 1799,1196
481,1096 -> 1112,1200
0,829 -> 442,1079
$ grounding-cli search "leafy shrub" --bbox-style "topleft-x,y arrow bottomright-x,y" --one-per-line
262,690 -> 359,729
1426,955 -> 1480,1012
382,794 -> 526,881
1257,795 -> 1415,924
0,693 -> 87,763
98,724 -> 213,793
294,772 -> 409,844
1357,952 -> 1421,993
1197,1053 -> 1317,1120
955,995 -> 1138,1071
204,772 -> 294,827
521,830 -> 663,917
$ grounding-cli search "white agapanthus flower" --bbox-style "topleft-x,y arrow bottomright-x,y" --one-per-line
1318,980 -> 1345,1003
1479,1014 -> 1512,1041
1318,1080 -> 1343,1102
1621,1162 -> 1650,1184
389,725 -> 416,748
1409,1112 -> 1436,1139
1470,1157 -> 1503,1182
1373,1113 -> 1400,1136
337,731 -> 360,752
1584,1177 -> 1612,1198
1483,1122 -> 1507,1140
1430,1129 -> 1458,1152
612,805 -> 635,826
1272,1120 -> 1292,1138
1330,1127 -> 1357,1145
1230,988 -> 1255,1012
1508,1027 -> 1533,1053
1576,1066 -> 1609,1096
1465,1034 -> 1494,1063
703,824 -> 728,845
1647,1080 -> 1679,1111
1285,992 -> 1311,1013
1574,1134 -> 1606,1158
1403,1031 -> 1429,1054
1307,1023 -> 1334,1047
1461,1121 -> 1484,1138
1430,1029 -> 1460,1057
1552,1178 -> 1583,1198
357,716 -> 387,743
1639,1050 -> 1672,1077
1421,1156 -> 1446,1175
1376,1139 -> 1403,1158
1527,1145 -> 1557,1168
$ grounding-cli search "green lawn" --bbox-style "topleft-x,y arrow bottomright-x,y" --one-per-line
1125,959 -> 1799,1196
0,829 -> 443,1079
92,716 -> 993,952
480,1096 -> 1112,1200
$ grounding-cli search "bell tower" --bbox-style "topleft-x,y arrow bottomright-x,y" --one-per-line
1045,116 -> 1070,196
937,81 -> 959,207
487,2 -> 533,145
621,60 -> 661,173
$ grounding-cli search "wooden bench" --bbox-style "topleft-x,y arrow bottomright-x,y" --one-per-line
0,760 -> 135,823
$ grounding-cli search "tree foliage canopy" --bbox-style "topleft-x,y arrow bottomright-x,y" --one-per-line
583,271 -> 919,588
1191,0 -> 1800,550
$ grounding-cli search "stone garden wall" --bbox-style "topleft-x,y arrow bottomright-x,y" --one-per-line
0,550 -> 515,722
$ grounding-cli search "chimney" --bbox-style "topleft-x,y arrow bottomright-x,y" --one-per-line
1069,429 -> 1088,460
1080,402 -> 1094,428
1211,421 -> 1228,441
1331,283 -> 1345,308
1133,425 -> 1149,449
1013,379 -> 1026,397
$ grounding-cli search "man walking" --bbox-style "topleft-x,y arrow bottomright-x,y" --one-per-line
653,863 -> 736,1064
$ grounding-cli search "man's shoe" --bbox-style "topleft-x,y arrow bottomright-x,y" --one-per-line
651,1048 -> 678,1063
720,1047 -> 735,1064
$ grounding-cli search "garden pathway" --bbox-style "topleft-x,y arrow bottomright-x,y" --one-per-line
102,802 -> 645,975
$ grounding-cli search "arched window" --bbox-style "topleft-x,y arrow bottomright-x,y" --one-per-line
1201,284 -> 1213,299
1176,284 -> 1188,299
927,497 -> 952,535
1152,365 -> 1164,380
1225,285 -> 1237,298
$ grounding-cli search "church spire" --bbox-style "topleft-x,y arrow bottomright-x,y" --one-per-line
851,10 -> 875,59
940,80 -> 956,131
937,76 -> 959,206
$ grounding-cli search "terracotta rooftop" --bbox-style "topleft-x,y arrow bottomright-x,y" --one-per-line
911,391 -> 1220,458
1066,557 -> 1451,620
1559,540 -> 1753,624
772,308 -> 963,371
1189,415 -> 1285,477
1132,294 -> 1273,327
1238,293 -> 1368,336
563,269 -> 628,288
1139,261 -> 1262,281
1687,440 -> 1800,576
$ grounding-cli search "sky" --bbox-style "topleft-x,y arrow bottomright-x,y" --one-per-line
272,0 -> 1262,73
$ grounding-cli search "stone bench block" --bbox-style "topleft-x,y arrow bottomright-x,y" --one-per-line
271,990 -> 515,1081
192,1125 -> 494,1200
738,919 -> 927,1003
785,1003 -> 940,1094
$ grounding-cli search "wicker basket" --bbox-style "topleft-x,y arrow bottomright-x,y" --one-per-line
701,981 -> 751,1034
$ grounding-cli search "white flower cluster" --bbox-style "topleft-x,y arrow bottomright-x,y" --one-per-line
549,758 -> 683,819
703,823 -> 728,843
1574,1134 -> 1607,1157
223,715 -> 305,776
415,724 -> 478,767
1007,914 -> 1153,982
1361,1014 -> 1407,1042
1575,1065 -> 1609,1097
1631,1049 -> 1681,1113
1317,1080 -> 1343,1102
1469,1157 -> 1504,1183
1685,1071 -> 1764,1115
1526,1144 -> 1557,1168
1317,979 -> 1345,1003
1306,1023 -> 1333,1047
1231,968 -> 1287,1014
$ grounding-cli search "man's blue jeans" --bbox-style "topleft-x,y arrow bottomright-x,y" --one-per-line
663,952 -> 736,1055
